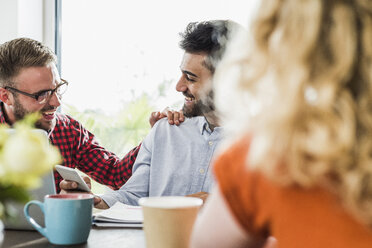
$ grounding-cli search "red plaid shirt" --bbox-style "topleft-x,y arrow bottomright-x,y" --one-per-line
0,102 -> 140,192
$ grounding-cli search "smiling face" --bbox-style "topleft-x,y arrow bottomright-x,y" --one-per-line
176,52 -> 214,118
4,63 -> 62,131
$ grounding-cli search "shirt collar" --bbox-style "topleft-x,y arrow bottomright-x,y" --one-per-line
197,116 -> 221,135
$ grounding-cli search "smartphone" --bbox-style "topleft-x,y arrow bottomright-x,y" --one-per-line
55,165 -> 91,192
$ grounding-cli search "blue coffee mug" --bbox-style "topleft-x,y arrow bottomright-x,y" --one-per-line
24,194 -> 94,245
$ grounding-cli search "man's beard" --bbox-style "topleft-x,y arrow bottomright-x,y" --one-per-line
13,99 -> 55,131
182,91 -> 215,118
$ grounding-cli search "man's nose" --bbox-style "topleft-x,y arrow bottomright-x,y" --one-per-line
176,78 -> 187,92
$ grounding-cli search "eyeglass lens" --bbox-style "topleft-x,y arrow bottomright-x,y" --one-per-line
38,82 -> 68,103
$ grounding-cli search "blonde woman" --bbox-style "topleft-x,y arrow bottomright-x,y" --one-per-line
191,0 -> 372,247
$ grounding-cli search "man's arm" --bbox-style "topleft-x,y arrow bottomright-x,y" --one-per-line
99,163 -> 151,207
51,116 -> 140,190
98,132 -> 154,207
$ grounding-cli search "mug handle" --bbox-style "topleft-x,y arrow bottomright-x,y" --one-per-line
23,200 -> 47,237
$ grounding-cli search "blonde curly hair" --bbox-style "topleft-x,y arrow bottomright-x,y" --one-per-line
215,0 -> 372,225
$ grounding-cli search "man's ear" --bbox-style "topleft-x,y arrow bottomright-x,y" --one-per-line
0,87 -> 13,105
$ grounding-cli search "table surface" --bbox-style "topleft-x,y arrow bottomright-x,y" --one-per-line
1,227 -> 146,248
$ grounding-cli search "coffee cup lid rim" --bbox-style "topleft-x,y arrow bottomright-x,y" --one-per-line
138,196 -> 203,208
46,194 -> 94,200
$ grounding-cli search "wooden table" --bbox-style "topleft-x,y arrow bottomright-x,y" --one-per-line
1,227 -> 146,248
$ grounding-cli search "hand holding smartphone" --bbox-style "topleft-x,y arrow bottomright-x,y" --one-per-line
55,165 -> 91,192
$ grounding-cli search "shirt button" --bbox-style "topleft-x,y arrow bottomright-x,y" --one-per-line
208,141 -> 213,146
199,168 -> 205,174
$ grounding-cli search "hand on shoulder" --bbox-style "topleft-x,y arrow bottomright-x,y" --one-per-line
149,107 -> 184,127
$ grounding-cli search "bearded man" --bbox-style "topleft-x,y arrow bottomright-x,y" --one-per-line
92,20 -> 240,208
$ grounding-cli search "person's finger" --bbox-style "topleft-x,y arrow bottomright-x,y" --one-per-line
166,110 -> 174,124
60,189 -> 68,194
59,179 -> 78,190
149,111 -> 160,127
158,112 -> 167,119
179,111 -> 184,122
173,111 -> 180,125
82,176 -> 92,190
151,111 -> 159,119
93,196 -> 110,209
93,196 -> 102,205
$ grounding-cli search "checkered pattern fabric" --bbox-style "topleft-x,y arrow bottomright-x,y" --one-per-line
0,102 -> 140,192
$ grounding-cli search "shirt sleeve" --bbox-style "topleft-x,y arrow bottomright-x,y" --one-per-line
214,138 -> 270,238
101,132 -> 153,206
71,119 -> 140,190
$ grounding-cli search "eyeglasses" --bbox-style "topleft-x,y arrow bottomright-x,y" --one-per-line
5,79 -> 69,104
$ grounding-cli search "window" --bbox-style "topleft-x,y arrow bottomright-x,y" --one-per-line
60,0 -> 258,192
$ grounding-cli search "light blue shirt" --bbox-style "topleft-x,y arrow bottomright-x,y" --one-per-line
101,116 -> 223,206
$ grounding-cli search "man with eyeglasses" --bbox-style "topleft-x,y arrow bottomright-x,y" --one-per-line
0,38 -> 178,192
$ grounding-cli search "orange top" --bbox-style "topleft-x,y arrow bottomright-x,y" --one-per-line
214,138 -> 372,248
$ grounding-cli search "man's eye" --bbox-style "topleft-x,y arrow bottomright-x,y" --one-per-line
186,76 -> 196,82
37,91 -> 51,98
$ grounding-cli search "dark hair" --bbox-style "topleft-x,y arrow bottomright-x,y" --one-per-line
179,20 -> 238,73
0,38 -> 56,87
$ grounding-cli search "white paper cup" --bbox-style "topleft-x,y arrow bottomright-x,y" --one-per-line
139,196 -> 203,248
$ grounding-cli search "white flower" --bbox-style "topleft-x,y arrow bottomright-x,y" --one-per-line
0,124 -> 61,188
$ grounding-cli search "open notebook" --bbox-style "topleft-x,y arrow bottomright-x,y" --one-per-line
3,129 -> 56,230
93,202 -> 143,228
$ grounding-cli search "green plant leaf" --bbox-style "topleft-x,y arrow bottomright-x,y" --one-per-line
0,185 -> 30,203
